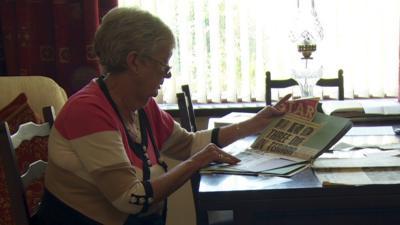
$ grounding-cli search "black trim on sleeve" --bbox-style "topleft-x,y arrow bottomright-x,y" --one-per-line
140,180 -> 154,213
211,127 -> 222,148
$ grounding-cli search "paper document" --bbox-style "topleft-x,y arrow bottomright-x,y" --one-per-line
346,126 -> 395,136
226,151 -> 304,172
312,157 -> 400,169
321,99 -> 400,116
332,142 -> 400,151
315,167 -> 400,186
321,100 -> 363,115
262,163 -> 309,177
361,99 -> 400,115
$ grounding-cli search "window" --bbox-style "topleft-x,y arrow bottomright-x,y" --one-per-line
119,0 -> 400,103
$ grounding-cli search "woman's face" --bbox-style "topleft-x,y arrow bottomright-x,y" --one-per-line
133,42 -> 173,104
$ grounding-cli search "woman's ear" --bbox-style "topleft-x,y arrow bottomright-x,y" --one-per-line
126,51 -> 139,73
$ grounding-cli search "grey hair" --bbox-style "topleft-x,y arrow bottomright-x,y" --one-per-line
94,7 -> 175,74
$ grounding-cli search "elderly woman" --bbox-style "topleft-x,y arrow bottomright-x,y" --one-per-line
36,7 -> 289,225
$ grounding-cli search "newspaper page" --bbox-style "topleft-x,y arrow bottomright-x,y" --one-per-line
217,98 -> 322,173
251,113 -> 322,161
202,97 -> 352,175
251,97 -> 322,161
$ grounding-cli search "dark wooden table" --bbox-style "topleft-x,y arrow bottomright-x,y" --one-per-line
197,126 -> 400,225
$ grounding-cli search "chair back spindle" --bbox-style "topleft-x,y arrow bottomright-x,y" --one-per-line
176,92 -> 193,132
181,85 -> 197,132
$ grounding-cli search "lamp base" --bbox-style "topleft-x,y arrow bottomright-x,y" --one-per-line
298,44 -> 316,60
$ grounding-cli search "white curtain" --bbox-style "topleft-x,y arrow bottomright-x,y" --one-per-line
119,0 -> 400,103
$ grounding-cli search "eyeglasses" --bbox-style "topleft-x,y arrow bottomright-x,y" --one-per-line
142,54 -> 172,77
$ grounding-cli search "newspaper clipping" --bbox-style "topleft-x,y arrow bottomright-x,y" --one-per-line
251,97 -> 321,160
252,114 -> 321,160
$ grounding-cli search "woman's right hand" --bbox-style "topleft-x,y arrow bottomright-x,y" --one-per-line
189,143 -> 240,168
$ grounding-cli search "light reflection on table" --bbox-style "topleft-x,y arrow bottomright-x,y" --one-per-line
200,174 -> 290,192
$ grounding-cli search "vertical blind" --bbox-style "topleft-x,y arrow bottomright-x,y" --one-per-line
119,0 -> 400,103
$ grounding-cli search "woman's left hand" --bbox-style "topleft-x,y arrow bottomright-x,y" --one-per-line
248,94 -> 292,133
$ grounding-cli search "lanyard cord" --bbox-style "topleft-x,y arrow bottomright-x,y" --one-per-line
138,110 -> 168,171
96,77 -> 168,179
96,76 -> 169,222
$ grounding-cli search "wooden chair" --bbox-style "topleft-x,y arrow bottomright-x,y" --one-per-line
315,69 -> 344,100
176,85 -> 233,225
181,84 -> 197,132
0,106 -> 55,225
265,69 -> 344,105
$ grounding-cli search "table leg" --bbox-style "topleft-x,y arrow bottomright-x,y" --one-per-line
196,208 -> 209,225
233,209 -> 252,225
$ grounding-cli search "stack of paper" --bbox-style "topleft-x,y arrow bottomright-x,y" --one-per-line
316,168 -> 400,186
321,100 -> 364,117
313,129 -> 400,186
321,99 -> 400,118
201,151 -> 310,177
